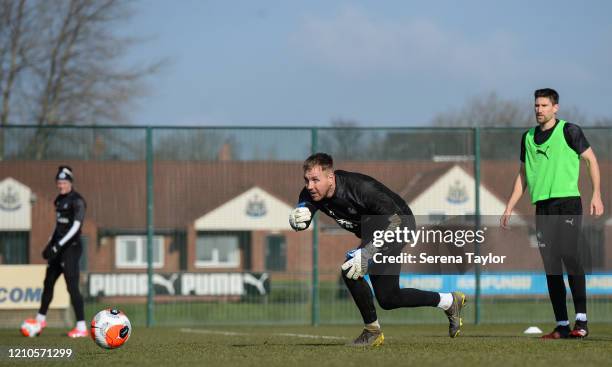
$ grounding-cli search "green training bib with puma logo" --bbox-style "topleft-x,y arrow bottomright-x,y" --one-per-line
525,119 -> 580,203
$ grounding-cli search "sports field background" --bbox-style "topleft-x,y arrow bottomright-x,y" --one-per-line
86,298 -> 612,327
1,126 -> 612,328
2,324 -> 612,367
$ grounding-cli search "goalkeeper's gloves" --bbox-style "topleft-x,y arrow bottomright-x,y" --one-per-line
341,244 -> 376,280
42,242 -> 61,261
289,205 -> 311,231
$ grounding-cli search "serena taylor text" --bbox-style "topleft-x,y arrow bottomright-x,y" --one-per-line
373,252 -> 506,265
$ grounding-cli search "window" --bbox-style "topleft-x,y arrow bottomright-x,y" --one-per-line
196,234 -> 240,268
428,213 -> 447,224
265,235 -> 286,271
115,236 -> 164,269
0,231 -> 28,264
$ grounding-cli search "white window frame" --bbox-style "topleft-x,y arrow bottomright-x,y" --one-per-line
195,233 -> 240,268
115,235 -> 164,269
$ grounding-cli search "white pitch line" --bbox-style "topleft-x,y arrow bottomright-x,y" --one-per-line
180,328 -> 248,336
273,333 -> 346,340
180,328 -> 346,340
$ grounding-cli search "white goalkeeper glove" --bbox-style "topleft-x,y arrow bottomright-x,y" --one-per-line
289,206 -> 311,231
342,248 -> 368,280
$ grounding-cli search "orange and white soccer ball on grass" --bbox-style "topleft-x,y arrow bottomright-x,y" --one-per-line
20,319 -> 42,337
90,308 -> 132,349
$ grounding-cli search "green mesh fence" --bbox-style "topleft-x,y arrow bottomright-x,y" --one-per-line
1,125 -> 611,327
478,127 -> 612,324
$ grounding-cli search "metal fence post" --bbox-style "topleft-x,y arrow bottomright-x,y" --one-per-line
311,128 -> 320,326
474,126 -> 481,324
146,126 -> 154,327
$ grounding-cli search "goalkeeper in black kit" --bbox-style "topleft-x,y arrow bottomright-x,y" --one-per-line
289,153 -> 466,346
34,166 -> 88,338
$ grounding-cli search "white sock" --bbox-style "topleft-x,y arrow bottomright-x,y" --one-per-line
76,320 -> 87,332
36,313 -> 46,323
437,293 -> 453,310
365,320 -> 380,331
557,320 -> 570,327
576,313 -> 587,322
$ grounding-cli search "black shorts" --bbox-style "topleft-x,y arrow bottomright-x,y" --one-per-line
48,240 -> 82,278
535,197 -> 588,275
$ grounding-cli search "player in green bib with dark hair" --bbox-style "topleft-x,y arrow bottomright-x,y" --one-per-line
500,88 -> 604,339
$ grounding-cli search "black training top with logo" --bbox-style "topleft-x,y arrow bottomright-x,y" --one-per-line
297,170 -> 413,238
520,120 -> 590,162
53,190 -> 86,243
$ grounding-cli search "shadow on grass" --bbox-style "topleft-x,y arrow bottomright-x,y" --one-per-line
421,335 -> 612,342
231,343 -> 346,347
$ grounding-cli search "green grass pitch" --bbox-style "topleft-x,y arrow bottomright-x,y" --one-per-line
2,324 -> 612,367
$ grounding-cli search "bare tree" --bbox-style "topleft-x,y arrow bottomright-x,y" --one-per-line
555,105 -> 589,126
0,0 -> 160,160
590,117 -> 612,127
430,91 -> 609,160
431,92 -> 532,127
0,1 -> 25,126
431,91 -> 594,128
0,0 -> 29,159
154,131 -> 243,161
319,119 -> 366,160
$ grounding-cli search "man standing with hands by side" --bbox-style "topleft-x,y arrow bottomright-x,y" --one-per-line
501,88 -> 604,339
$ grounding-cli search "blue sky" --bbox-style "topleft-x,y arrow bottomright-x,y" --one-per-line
121,0 -> 612,126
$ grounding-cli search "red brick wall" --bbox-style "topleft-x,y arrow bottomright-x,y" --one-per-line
25,196 -> 612,277
186,223 -> 196,271
90,234 -> 112,272
29,196 -> 56,264
317,231 -> 360,281
250,231 -> 265,272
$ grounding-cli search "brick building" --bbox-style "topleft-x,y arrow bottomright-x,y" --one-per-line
1,160 -> 611,283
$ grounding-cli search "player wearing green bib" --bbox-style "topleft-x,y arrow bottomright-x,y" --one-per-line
524,119 -> 580,203
500,88 -> 604,339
